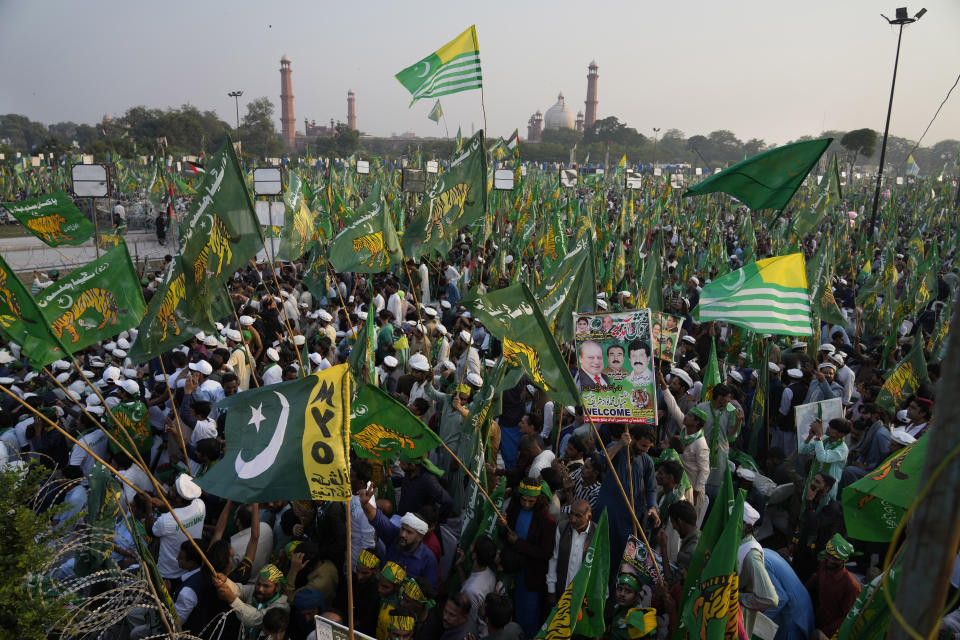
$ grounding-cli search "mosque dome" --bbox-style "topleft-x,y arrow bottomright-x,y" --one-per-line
543,92 -> 575,130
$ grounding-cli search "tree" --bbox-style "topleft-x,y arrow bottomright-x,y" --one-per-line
840,128 -> 878,169
240,97 -> 283,158
540,127 -> 582,148
583,116 -> 645,146
0,114 -> 49,151
334,122 -> 360,156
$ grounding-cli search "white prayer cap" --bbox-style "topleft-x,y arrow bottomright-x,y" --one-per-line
226,329 -> 243,342
440,300 -> 452,310
688,277 -> 700,286
357,311 -> 368,320
195,331 -> 207,341
484,359 -> 496,368
215,322 -> 225,331
686,361 -> 701,373
670,369 -> 693,388
51,360 -> 70,371
175,474 -> 202,500
564,405 -> 576,416
768,362 -> 781,374
424,307 -> 438,318
117,338 -> 131,350
890,428 -> 916,446
596,300 -> 608,310
0,350 -> 14,365
462,311 -> 472,319
65,390 -> 81,402
435,324 -> 448,336
204,335 -> 219,347
55,372 -> 71,383
0,376 -> 18,385
104,341 -> 117,352
738,351 -> 748,360
440,360 -> 456,372
112,348 -> 127,358
786,368 -> 803,379
266,348 -> 280,362
293,335 -> 306,346
743,502 -> 760,525
681,335 -> 696,345
188,360 -> 213,376
239,315 -> 255,326
409,354 -> 430,372
103,366 -> 122,383
467,373 -> 485,388
736,467 -> 756,482
383,355 -> 398,368
85,404 -> 105,415
728,370 -> 744,383
119,380 -> 140,396
818,362 -> 836,371
505,255 -> 514,264
308,353 -> 323,365
819,343 -> 836,353
895,409 -> 909,424
400,512 -> 429,535
317,310 -> 333,322
790,341 -> 808,350
525,384 -> 536,396
123,368 -> 139,378
153,373 -> 167,383
86,395 -> 102,406
596,292 -> 606,299
458,330 -> 472,344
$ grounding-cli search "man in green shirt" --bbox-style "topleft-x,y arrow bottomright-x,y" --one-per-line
799,418 -> 850,500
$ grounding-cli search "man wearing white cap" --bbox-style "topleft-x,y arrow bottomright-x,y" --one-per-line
738,502 -> 779,634
429,323 -> 450,367
453,330 -> 482,381
225,328 -> 253,391
803,363 -> 842,404
238,315 -> 263,362
262,348 -> 283,386
149,474 -> 206,579
317,309 -> 337,344
776,368 -> 809,455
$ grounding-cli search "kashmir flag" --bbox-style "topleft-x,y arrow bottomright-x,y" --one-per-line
350,383 -> 442,461
680,489 -> 744,639
195,365 -> 352,502
1,191 -> 94,246
695,253 -> 812,336
875,336 -> 928,414
128,257 -> 233,363
463,282 -> 580,408
906,154 -> 920,177
403,130 -> 487,260
792,155 -> 842,236
684,139 -> 832,211
328,184 -> 402,273
277,171 -> 316,261
395,25 -> 483,104
427,100 -> 444,123
34,242 -> 146,353
537,512 -> 610,639
0,254 -> 67,368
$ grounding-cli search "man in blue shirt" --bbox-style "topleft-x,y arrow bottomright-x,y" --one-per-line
357,484 -> 439,590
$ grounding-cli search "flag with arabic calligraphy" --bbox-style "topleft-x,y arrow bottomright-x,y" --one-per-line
1,191 -> 94,246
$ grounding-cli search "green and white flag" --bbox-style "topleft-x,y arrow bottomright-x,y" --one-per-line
1,191 -> 94,246
696,253 -> 812,336
0,254 -> 67,368
395,25 -> 482,104
427,100 -> 444,123
328,184 -> 402,273
350,383 -> 442,461
35,242 -> 146,353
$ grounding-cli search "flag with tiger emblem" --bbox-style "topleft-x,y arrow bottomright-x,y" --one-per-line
328,184 -> 403,273
277,170 -> 316,261
463,282 -> 580,408
1,191 -> 94,246
350,383 -> 442,461
34,242 -> 146,355
536,238 -> 597,344
0,254 -> 66,368
403,130 -> 487,260
177,137 -> 263,327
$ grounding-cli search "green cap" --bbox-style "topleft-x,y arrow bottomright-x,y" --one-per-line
820,533 -> 860,561
689,407 -> 708,423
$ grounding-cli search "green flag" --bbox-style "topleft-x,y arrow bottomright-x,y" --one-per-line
792,155 -> 842,236
463,283 -> 580,408
277,171 -> 316,261
680,489 -> 744,639
109,399 -> 153,460
350,383 -> 442,461
638,240 -> 662,312
875,336 -> 928,414
539,204 -> 568,277
34,242 -> 146,353
73,463 -> 121,576
427,99 -> 444,123
0,254 -> 67,368
403,130 -> 487,260
834,552 -> 903,639
347,289 -> 377,385
702,337 -> 721,402
395,25 -> 482,104
806,241 -> 846,327
1,191 -> 94,246
537,512 -> 610,639
683,139 -> 832,211
537,240 -> 597,343
195,365 -> 352,503
328,185 -> 403,273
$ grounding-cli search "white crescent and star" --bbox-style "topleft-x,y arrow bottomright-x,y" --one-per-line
417,60 -> 432,78
235,393 -> 289,479
57,294 -> 73,309
720,268 -> 746,292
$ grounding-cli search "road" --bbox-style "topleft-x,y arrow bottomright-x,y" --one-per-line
0,231 -> 172,274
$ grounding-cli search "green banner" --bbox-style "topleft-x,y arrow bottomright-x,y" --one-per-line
2,191 -> 94,246
350,383 -> 442,461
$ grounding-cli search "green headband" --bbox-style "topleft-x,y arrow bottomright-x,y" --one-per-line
402,578 -> 436,608
381,561 -> 407,584
518,481 -> 542,497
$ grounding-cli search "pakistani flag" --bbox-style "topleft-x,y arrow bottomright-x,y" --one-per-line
427,100 -> 444,123
195,365 -> 353,503
684,139 -> 832,211
463,283 -> 581,408
696,254 -> 813,336
34,242 -> 146,353
0,254 -> 67,368
351,383 -> 442,461
875,336 -> 928,414
328,185 -> 403,273
2,191 -> 94,246
537,512 -> 610,639
395,25 -> 482,104
403,131 -> 487,260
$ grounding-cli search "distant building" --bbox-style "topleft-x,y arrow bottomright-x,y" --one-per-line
544,92 -> 575,131
279,55 -> 295,152
584,60 -> 599,129
527,110 -> 543,142
347,90 -> 357,131
526,60 -> 598,140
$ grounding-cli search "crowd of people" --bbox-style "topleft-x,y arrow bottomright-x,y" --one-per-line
2,170 -> 959,640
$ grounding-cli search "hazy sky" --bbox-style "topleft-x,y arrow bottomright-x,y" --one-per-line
2,0 -> 958,147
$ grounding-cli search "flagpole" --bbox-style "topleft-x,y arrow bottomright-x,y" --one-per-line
479,86 -> 488,136
157,357 -> 192,462
342,372 -> 356,640
437,437 -> 505,521
250,257 -> 306,375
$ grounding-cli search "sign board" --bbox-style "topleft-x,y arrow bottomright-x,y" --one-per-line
493,169 -> 515,191
253,167 -> 283,196
315,616 -> 376,640
574,309 -> 657,424
695,167 -> 703,176
625,171 -> 643,190
402,168 -> 426,193
653,167 -> 662,176
559,169 -> 578,188
795,398 -> 843,450
670,173 -> 684,189
714,168 -> 722,174
356,160 -> 370,175
71,163 -> 109,197
426,160 -> 439,174
896,176 -> 904,185
254,201 -> 286,228
521,165 -> 527,176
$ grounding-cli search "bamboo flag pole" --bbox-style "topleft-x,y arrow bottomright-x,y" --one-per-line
436,437 -> 504,522
250,258 -> 306,375
156,357 -> 191,462
342,372 -> 356,640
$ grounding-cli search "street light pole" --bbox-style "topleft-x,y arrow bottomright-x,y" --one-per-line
868,7 -> 926,235
228,90 -> 243,149
652,127 -> 660,173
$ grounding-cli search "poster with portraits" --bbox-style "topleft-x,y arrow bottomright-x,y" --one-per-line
574,309 -> 657,424
651,312 -> 684,362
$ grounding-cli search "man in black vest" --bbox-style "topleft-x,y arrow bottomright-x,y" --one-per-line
546,499 -> 596,605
